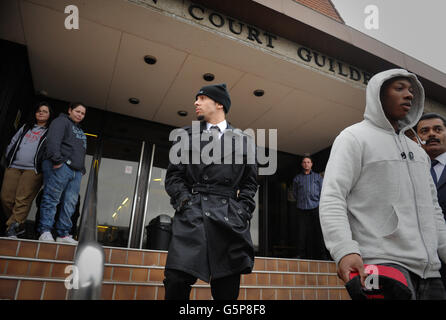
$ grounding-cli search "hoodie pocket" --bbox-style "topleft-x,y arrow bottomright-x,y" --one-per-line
417,204 -> 438,251
380,205 -> 400,238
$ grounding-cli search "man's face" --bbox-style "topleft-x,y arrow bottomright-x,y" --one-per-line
381,78 -> 414,125
301,158 -> 313,171
417,118 -> 446,158
194,95 -> 222,121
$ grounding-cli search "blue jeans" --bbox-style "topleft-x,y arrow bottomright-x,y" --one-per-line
38,160 -> 82,237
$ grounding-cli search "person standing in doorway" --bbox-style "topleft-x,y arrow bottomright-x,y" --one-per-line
416,112 -> 446,291
292,156 -> 327,260
163,83 -> 258,300
1,102 -> 53,238
37,102 -> 87,244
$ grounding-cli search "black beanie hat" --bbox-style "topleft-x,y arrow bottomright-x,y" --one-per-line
196,83 -> 231,113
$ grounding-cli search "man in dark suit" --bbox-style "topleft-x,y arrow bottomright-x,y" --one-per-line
417,112 -> 446,290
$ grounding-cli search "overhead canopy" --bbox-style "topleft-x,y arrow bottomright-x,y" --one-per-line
1,0 -> 371,155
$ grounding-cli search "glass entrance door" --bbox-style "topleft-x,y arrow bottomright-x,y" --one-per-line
79,136 -> 144,247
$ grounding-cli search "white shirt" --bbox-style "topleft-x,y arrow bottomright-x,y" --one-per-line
206,120 -> 227,139
433,152 -> 446,181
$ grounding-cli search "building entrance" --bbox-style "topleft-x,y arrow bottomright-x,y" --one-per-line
84,136 -> 144,248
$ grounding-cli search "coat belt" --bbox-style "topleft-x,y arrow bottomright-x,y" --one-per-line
190,183 -> 237,198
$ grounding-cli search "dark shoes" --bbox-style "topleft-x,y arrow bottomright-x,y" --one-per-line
6,222 -> 24,238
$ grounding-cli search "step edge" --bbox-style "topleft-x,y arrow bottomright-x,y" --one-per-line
0,255 -> 73,264
0,238 -> 334,263
0,275 -> 345,290
1,256 -> 337,275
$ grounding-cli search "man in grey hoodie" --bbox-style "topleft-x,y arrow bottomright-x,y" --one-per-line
320,69 -> 446,299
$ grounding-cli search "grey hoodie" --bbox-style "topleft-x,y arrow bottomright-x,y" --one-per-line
320,69 -> 446,279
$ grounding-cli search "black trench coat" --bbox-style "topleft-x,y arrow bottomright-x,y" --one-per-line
165,121 -> 258,282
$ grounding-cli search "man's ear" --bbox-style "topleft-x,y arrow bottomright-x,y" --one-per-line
216,102 -> 224,111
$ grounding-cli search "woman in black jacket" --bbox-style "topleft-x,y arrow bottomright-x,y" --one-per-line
1,102 -> 53,238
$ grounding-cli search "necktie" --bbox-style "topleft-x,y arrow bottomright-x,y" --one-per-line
209,125 -> 221,140
207,126 -> 220,158
431,159 -> 439,186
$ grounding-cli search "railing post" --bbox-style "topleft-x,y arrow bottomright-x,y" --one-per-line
69,141 -> 105,300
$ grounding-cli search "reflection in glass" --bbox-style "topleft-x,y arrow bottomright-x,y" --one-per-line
142,166 -> 175,249
94,157 -> 139,247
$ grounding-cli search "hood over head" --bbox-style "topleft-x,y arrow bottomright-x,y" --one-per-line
364,69 -> 425,133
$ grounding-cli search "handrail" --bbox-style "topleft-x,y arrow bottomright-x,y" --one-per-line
69,139 -> 105,300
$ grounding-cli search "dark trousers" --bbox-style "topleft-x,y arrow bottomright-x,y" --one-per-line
164,268 -> 240,300
294,207 -> 329,260
440,261 -> 446,293
384,263 -> 446,300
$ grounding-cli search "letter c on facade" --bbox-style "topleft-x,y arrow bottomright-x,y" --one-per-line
188,4 -> 205,21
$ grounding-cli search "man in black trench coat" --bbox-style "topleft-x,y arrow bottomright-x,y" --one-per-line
163,83 -> 258,300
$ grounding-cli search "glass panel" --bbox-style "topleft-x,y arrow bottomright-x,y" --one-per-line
143,166 -> 175,228
141,144 -> 175,249
93,138 -> 142,247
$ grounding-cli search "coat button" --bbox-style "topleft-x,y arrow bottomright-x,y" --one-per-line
188,201 -> 192,205
224,217 -> 229,221
203,175 -> 209,180
221,199 -> 227,204
205,212 -> 210,217
203,196 -> 208,201
238,209 -> 242,214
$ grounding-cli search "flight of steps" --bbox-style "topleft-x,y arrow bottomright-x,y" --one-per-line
0,237 -> 350,300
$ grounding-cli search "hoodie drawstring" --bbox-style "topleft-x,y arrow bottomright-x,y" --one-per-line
409,127 -> 426,148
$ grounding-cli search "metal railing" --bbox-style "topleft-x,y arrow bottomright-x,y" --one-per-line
69,142 -> 105,300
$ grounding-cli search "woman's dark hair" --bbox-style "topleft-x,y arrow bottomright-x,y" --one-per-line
29,101 -> 54,127
68,101 -> 86,111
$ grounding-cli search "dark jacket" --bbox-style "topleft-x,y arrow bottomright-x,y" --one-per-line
435,164 -> 446,293
165,121 -> 258,282
436,167 -> 446,218
292,170 -> 323,210
5,123 -> 48,174
45,113 -> 87,174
